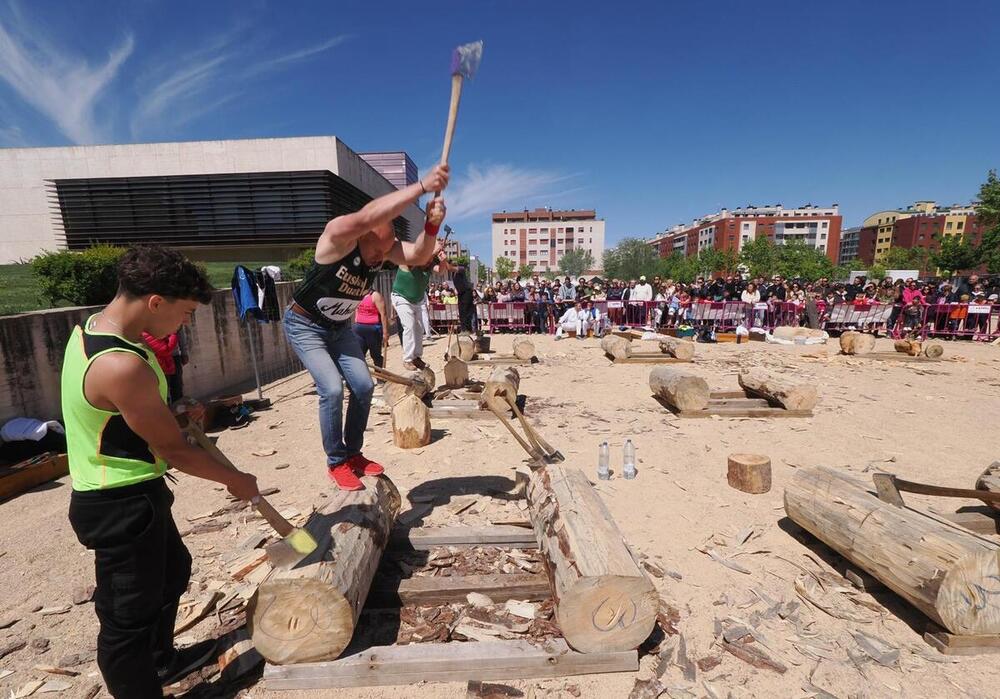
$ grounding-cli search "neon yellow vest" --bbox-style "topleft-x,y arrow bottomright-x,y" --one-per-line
61,315 -> 168,491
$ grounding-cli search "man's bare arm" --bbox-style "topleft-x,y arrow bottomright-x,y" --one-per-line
90,354 -> 260,500
386,198 -> 447,267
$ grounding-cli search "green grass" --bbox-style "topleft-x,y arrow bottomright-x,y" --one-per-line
0,261 -> 286,316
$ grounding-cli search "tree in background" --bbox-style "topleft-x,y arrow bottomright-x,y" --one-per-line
882,246 -> 930,275
868,262 -> 888,280
602,237 -> 660,281
739,237 -> 777,279
452,253 -> 470,268
655,253 -> 696,282
557,248 -> 594,278
32,246 -> 127,306
517,263 -> 533,278
930,234 -> 980,275
494,256 -> 515,280
975,169 -> 1000,273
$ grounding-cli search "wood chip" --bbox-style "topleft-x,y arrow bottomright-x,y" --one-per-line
0,639 -> 27,660
252,448 -> 277,457
38,606 -> 71,616
0,615 -> 20,629
852,631 -> 899,668
12,680 -> 44,698
36,680 -> 72,694
466,592 -> 494,608
33,665 -> 80,677
703,548 -> 751,574
71,586 -> 95,605
173,590 -> 223,634
504,600 -> 537,619
722,637 -> 787,674
0,670 -> 13,681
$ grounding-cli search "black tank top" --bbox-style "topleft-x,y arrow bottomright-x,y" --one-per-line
292,244 -> 381,327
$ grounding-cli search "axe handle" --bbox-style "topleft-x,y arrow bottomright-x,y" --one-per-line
439,73 -> 464,168
893,476 -> 1000,505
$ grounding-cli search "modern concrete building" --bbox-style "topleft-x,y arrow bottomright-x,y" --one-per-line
648,204 -> 843,263
855,200 -> 983,269
359,151 -> 418,190
491,208 -> 606,273
838,226 -> 862,266
0,136 -> 426,263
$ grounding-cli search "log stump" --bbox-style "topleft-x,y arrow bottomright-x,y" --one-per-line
785,466 -> 1000,636
738,369 -> 818,411
658,337 -> 695,361
248,476 -> 401,664
975,461 -> 1000,512
392,394 -> 432,448
727,453 -> 771,494
382,370 -> 429,407
512,337 -> 536,361
648,366 -> 710,412
923,342 -> 944,359
443,357 -> 469,389
526,465 -> 657,653
601,335 -> 631,360
839,331 -> 875,355
449,337 -> 477,361
894,339 -> 922,356
480,366 -> 521,413
417,366 -> 436,393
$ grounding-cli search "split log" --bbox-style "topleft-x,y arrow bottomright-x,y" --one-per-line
737,369 -> 818,411
443,357 -> 469,388
658,338 -> 695,361
601,335 -> 631,360
771,326 -> 826,341
648,366 -> 710,412
417,366 -> 436,392
512,337 -> 536,361
784,466 -> 1000,636
449,337 -> 476,361
727,454 -> 771,494
839,331 -> 875,355
923,342 -> 944,359
975,461 -> 1000,513
248,476 -> 401,664
392,394 -> 431,449
382,370 -> 429,407
526,465 -> 657,652
894,339 -> 922,356
480,366 -> 521,413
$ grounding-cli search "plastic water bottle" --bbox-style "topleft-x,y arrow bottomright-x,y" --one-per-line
598,442 -> 611,480
623,440 -> 637,480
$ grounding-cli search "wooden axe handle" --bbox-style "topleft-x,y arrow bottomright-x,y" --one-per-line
439,73 -> 464,168
892,475 -> 1000,505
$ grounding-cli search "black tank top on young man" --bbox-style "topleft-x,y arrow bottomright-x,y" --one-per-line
292,244 -> 381,328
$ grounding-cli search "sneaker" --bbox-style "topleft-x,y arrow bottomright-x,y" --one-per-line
411,357 -> 427,370
345,453 -> 385,476
157,638 -> 218,687
328,463 -> 364,491
402,361 -> 417,370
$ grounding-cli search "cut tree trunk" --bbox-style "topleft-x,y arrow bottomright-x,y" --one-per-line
248,476 -> 401,664
443,357 -> 469,388
392,394 -> 432,448
784,466 -> 1000,636
382,370 -> 429,407
480,366 -> 521,412
658,338 -> 695,361
648,366 -> 710,412
417,366 -> 436,392
975,461 -> 1000,513
512,337 -> 536,360
727,453 -> 771,494
737,369 -> 818,411
449,337 -> 477,361
894,339 -> 922,356
526,465 -> 657,652
924,342 -> 944,359
601,335 -> 631,360
839,331 -> 876,355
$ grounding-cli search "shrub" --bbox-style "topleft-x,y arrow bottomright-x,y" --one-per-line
32,246 -> 128,306
287,249 -> 315,279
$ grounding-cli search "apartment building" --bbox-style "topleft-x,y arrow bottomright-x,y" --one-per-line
491,208 -> 605,272
856,201 -> 983,267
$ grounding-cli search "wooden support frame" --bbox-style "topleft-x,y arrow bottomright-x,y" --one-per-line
427,400 -> 492,420
367,573 -> 550,608
390,525 -> 537,550
925,624 -> 1000,656
467,356 -> 538,366
656,390 -> 813,418
859,352 -> 940,363
262,639 -> 638,690
0,453 -> 68,501
605,352 -> 692,364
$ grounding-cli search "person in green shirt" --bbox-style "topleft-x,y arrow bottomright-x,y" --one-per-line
391,242 -> 456,370
63,245 -> 261,697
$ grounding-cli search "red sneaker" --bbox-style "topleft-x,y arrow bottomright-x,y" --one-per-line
328,463 -> 364,491
345,453 -> 385,476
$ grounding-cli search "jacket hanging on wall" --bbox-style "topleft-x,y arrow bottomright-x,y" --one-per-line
232,266 -> 265,322
255,269 -> 281,322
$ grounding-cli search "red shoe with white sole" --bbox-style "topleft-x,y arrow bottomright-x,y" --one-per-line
345,453 -> 385,477
328,463 -> 364,491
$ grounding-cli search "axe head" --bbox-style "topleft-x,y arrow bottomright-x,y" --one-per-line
264,527 -> 318,570
450,40 -> 484,79
872,473 -> 905,507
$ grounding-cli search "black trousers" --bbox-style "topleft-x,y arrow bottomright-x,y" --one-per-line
69,477 -> 191,698
166,366 -> 183,404
353,322 -> 385,368
457,291 -> 476,333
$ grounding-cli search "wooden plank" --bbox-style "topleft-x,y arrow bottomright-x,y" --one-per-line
924,629 -> 1000,656
0,454 -> 68,501
262,639 -> 637,690
609,355 -> 692,364
864,352 -> 939,363
367,573 -> 550,608
467,357 -> 537,366
707,398 -> 771,409
710,390 -> 748,399
390,525 -> 538,550
942,510 -> 1000,536
675,407 -> 813,419
428,403 -> 491,420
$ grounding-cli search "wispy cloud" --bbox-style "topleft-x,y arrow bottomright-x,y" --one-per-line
446,163 -> 578,221
0,6 -> 133,144
264,34 -> 350,69
0,123 -> 27,146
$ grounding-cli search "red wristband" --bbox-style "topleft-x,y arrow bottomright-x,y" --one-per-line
424,221 -> 440,236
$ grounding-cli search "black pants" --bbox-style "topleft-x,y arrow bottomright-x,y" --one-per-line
353,322 -> 384,368
458,291 -> 476,333
166,366 -> 183,404
69,478 -> 192,698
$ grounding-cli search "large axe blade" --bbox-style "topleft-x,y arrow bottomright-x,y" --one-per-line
439,40 -> 484,168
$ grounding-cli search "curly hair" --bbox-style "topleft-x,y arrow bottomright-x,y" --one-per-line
116,245 -> 213,303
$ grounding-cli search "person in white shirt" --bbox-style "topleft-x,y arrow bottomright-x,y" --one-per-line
632,275 -> 653,301
554,302 -> 591,339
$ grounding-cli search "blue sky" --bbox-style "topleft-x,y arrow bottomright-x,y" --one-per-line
1,0 -> 998,261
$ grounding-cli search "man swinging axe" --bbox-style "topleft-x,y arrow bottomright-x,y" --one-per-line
284,164 -> 450,491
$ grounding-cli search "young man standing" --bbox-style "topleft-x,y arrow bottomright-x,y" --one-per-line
391,243 -> 454,370
63,246 -> 261,698
284,164 -> 450,491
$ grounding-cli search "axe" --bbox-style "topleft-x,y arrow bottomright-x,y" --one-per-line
437,40 -> 483,174
872,472 -> 1000,508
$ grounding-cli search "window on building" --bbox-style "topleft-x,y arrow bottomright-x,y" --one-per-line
822,221 -> 828,228
577,238 -> 584,244
957,221 -> 965,230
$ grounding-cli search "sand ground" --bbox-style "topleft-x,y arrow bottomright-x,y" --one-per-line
2,332 -> 1000,698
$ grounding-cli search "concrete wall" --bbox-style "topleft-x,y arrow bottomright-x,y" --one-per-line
0,282 -> 301,424
0,136 -> 425,262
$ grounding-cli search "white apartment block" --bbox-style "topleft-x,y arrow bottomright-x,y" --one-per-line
491,208 -> 605,273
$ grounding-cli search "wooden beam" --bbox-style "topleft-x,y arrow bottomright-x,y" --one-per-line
367,573 -> 550,608
390,525 -> 538,550
0,453 -> 68,501
262,639 -> 638,689
924,626 -> 1000,656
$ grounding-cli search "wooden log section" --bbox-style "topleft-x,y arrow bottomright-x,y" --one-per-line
381,370 -> 429,407
449,337 -> 476,361
526,465 -> 657,653
839,331 -> 876,355
648,366 -> 710,412
894,339 -> 923,356
392,394 -> 431,448
600,335 -> 631,360
975,462 -> 1000,512
727,453 -> 771,494
479,366 -> 521,413
442,357 -> 469,388
417,366 -> 436,392
248,476 -> 401,664
924,342 -> 944,359
784,466 -> 1000,636
657,338 -> 694,361
737,369 -> 818,411
512,337 -> 536,360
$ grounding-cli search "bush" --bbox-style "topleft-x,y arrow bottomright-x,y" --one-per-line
32,246 -> 127,306
286,249 -> 315,280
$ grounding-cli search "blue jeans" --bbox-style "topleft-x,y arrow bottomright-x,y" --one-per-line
283,310 -> 375,466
